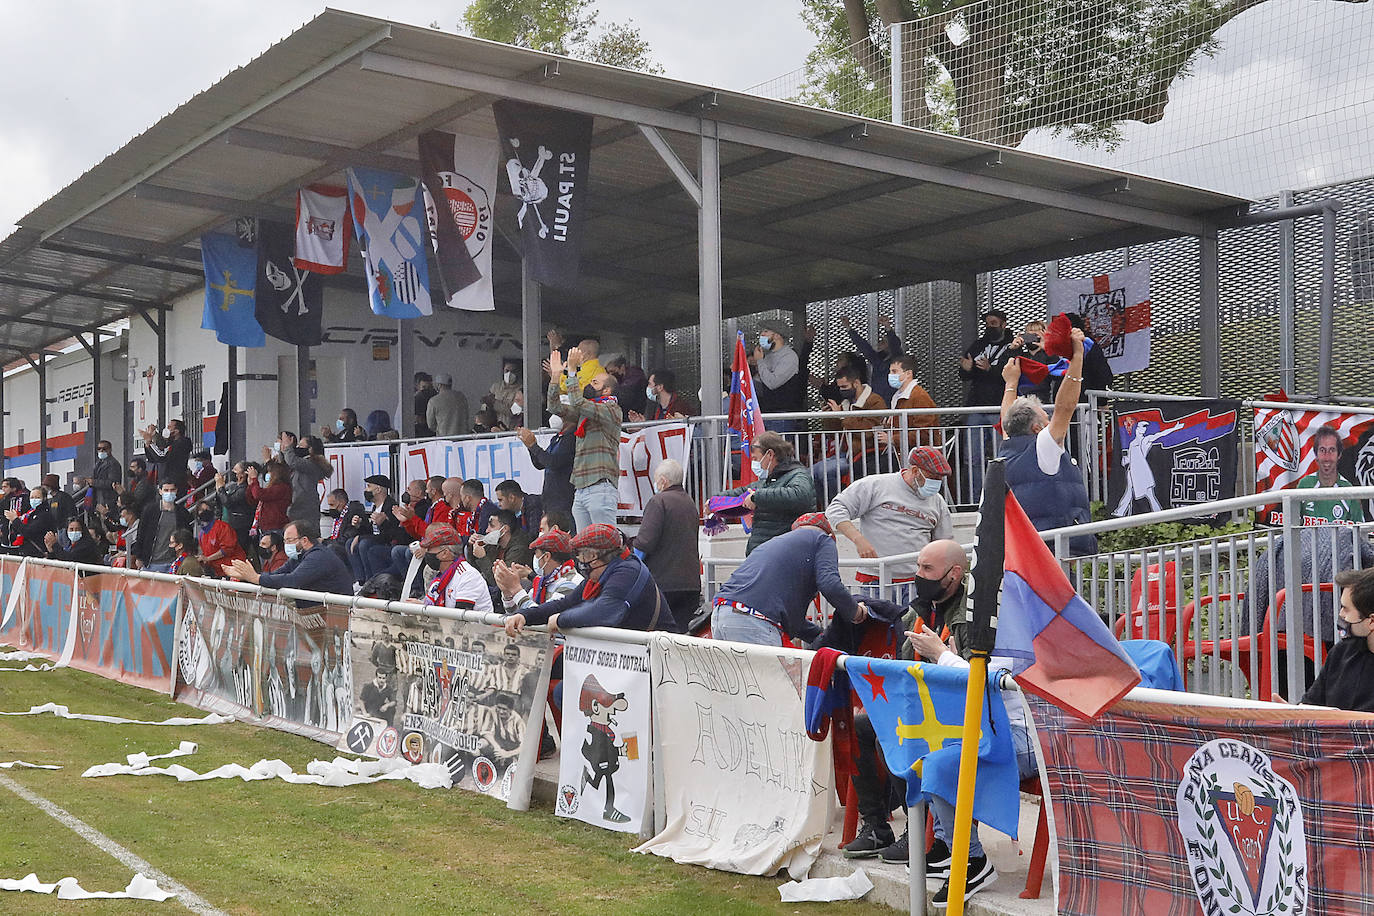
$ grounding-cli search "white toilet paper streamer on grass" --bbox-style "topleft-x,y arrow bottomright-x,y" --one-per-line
777,868 -> 875,902
0,761 -> 61,770
0,872 -> 176,901
0,703 -> 234,726
82,751 -> 452,790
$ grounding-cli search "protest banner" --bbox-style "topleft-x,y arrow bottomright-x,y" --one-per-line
1107,399 -> 1241,519
1028,692 -> 1374,915
320,443 -> 393,510
618,423 -> 691,517
340,607 -> 552,810
636,634 -> 834,876
1253,406 -> 1374,525
555,635 -> 651,834
177,580 -> 351,744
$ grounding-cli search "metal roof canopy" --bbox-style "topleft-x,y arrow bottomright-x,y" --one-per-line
0,8 -> 1248,365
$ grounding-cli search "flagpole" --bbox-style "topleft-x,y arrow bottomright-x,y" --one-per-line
945,651 -> 989,916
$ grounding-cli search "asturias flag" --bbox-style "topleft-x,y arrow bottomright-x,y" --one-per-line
200,230 -> 265,347
727,331 -> 766,485
996,491 -> 1140,719
849,657 -> 1021,838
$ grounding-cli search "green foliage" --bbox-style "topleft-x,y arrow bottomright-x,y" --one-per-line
1089,500 -> 1256,553
461,0 -> 663,73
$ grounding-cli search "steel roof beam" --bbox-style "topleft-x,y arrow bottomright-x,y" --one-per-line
221,127 -> 418,174
946,224 -> 1176,275
0,274 -> 161,309
39,240 -> 204,278
133,183 -> 296,223
47,228 -> 202,264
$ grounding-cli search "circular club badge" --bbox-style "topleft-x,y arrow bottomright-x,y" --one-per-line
401,731 -> 425,765
345,720 -> 375,755
1177,738 -> 1308,916
472,756 -> 498,793
376,727 -> 400,759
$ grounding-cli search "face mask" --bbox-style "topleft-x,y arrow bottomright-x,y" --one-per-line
402,493 -> 412,505
191,460 -> 203,472
263,473 -> 272,486
162,426 -> 173,438
98,451 -> 109,460
548,414 -> 564,431
913,571 -> 947,602
919,478 -> 943,497
888,372 -> 902,389
510,401 -> 523,416
750,460 -> 764,478
987,326 -> 1005,342
503,371 -> 516,384
758,335 -> 772,351
574,559 -> 593,579
284,542 -> 300,561
481,528 -> 503,546
68,531 -> 82,543
533,551 -> 550,573
334,419 -> 345,431
160,492 -> 175,504
646,385 -> 657,401
836,387 -> 853,400
29,498 -> 41,509
582,384 -> 598,399
198,510 -> 215,523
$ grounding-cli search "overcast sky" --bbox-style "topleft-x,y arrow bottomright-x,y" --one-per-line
0,0 -> 816,235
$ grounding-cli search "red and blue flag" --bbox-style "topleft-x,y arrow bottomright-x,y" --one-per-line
727,331 -> 766,485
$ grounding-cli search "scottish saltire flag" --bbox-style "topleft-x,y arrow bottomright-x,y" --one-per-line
849,657 -> 1021,838
345,166 -> 433,319
996,489 -> 1141,720
200,231 -> 265,347
727,331 -> 766,485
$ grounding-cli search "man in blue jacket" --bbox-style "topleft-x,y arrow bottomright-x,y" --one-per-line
502,523 -> 681,635
710,513 -> 867,647
227,519 -> 353,603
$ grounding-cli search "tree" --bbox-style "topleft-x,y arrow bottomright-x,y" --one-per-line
461,0 -> 664,73
800,0 -> 1361,148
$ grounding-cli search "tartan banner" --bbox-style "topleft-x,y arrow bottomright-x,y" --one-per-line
1029,693 -> 1374,915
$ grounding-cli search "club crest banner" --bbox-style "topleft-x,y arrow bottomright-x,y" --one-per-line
1026,692 -> 1374,916
340,608 -> 552,810
492,100 -> 592,288
177,580 -> 351,744
346,166 -> 434,319
555,635 -> 651,834
1048,261 -> 1151,373
293,183 -> 351,274
418,130 -> 497,312
1107,399 -> 1241,519
635,634 -> 834,876
1252,406 -> 1374,526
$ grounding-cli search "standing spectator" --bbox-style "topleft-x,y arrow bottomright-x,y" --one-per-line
45,517 -> 101,565
321,408 -> 366,443
118,459 -> 154,515
87,440 -> 121,511
826,446 -> 954,607
1006,320 -> 1054,400
710,514 -> 866,646
840,314 -> 904,403
468,509 -> 534,601
278,435 -> 331,523
517,422 -> 575,522
195,500 -> 247,578
366,409 -> 398,440
812,365 -> 888,497
185,449 -> 216,502
259,531 -> 288,573
876,354 -> 941,468
605,356 -> 648,420
714,431 -> 816,556
631,369 -> 697,422
494,480 -> 542,537
140,419 -> 193,494
413,372 -> 437,437
136,481 -> 192,572
484,358 -> 526,429
247,461 -> 291,539
229,520 -> 354,596
634,459 -> 701,631
41,474 -> 76,528
426,373 -> 469,438
749,324 -> 804,432
548,346 -> 621,530
998,327 -> 1096,556
215,462 -> 256,558
557,336 -> 604,394
958,310 -> 1014,497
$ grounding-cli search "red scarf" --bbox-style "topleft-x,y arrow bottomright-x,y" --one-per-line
575,395 -> 617,437
533,560 -> 576,603
330,514 -> 343,538
426,558 -> 468,606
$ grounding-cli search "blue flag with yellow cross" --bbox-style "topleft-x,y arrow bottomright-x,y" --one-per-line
849,657 -> 1022,838
200,230 -> 266,347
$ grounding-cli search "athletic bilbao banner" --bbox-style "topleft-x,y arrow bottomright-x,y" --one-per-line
555,635 -> 651,834
1253,406 -> 1374,525
1107,399 -> 1240,519
340,607 -> 552,810
177,580 -> 351,744
492,100 -> 592,288
1048,260 -> 1151,373
1027,692 -> 1374,916
636,634 -> 834,876
418,129 -> 497,312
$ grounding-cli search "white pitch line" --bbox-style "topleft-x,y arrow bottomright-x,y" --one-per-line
0,773 -> 228,915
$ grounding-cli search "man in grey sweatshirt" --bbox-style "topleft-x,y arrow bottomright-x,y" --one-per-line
825,445 -> 954,606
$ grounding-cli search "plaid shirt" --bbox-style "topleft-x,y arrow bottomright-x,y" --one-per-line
1028,692 -> 1374,915
549,378 -> 621,490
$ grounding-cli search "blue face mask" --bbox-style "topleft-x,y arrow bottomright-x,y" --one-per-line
919,478 -> 942,497
68,531 -> 82,543
29,498 -> 41,509
888,372 -> 902,389
758,335 -> 773,351
335,419 -> 345,432
263,473 -> 272,485
284,542 -> 300,560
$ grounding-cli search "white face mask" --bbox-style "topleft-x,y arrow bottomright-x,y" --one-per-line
191,460 -> 203,472
97,451 -> 109,460
263,473 -> 272,485
646,385 -> 657,401
510,401 -> 523,416
548,414 -> 564,431
750,460 -> 764,478
160,491 -> 176,504
162,426 -> 173,438
481,528 -> 504,546
918,478 -> 943,497
503,371 -> 516,384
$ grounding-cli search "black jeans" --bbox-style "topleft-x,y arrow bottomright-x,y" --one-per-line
852,711 -> 903,825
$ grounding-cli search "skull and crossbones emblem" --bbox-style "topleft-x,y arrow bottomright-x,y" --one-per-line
504,138 -> 553,239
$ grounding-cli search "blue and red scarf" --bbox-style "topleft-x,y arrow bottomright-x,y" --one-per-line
575,395 -> 617,438
532,560 -> 576,603
426,557 -> 469,606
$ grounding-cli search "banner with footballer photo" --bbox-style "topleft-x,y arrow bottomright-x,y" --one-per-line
1107,399 -> 1241,520
1253,406 -> 1374,526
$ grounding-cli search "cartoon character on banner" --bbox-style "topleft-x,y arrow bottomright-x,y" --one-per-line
1114,419 -> 1184,516
578,674 -> 635,824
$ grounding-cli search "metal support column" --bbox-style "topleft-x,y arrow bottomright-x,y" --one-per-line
1318,205 -> 1337,399
156,309 -> 168,424
296,344 -> 312,440
889,21 -> 904,126
1278,190 -> 1296,394
865,292 -> 879,345
27,354 -> 49,477
699,120 -> 725,489
1199,231 -> 1221,397
0,361 -> 6,478
396,321 -> 415,438
521,260 -> 543,424
89,332 -> 102,462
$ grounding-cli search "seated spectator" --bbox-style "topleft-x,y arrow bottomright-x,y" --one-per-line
875,354 -> 939,464
812,365 -> 888,497
714,431 -> 816,555
503,523 -> 680,635
630,368 -> 697,422
468,509 -> 534,602
494,528 -> 584,613
229,520 -> 354,600
247,461 -> 291,537
1296,568 -> 1374,712
710,514 -> 865,647
137,481 -> 192,572
634,459 -> 701,631
45,517 -> 101,565
166,528 -> 206,576
452,478 -> 497,540
109,505 -> 140,567
259,531 -> 288,573
403,478 -> 432,521
322,408 -> 367,443
494,480 -> 542,537
484,358 -> 526,428
840,313 -> 903,403
6,486 -> 54,557
411,523 -> 493,614
517,422 -> 575,522
195,500 -> 247,577
367,409 -> 399,440
351,474 -> 407,583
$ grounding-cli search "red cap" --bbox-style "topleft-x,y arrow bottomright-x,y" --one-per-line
569,523 -> 622,551
418,523 -> 461,549
530,529 -> 573,554
907,446 -> 952,479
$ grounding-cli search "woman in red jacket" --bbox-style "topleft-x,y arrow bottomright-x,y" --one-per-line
246,460 -> 291,537
194,500 -> 247,577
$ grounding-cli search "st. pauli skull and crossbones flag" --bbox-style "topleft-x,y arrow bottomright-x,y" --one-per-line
491,100 -> 593,288
255,220 -> 323,347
